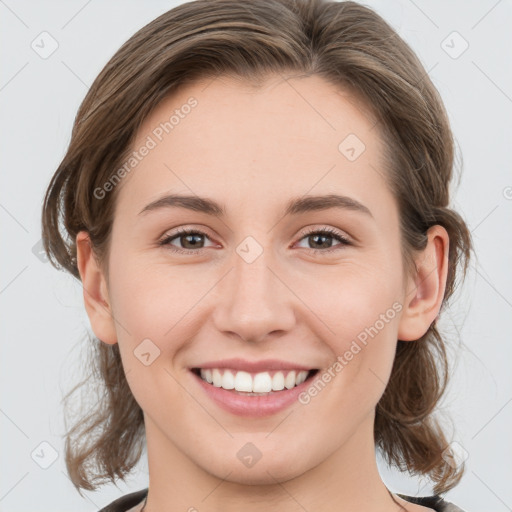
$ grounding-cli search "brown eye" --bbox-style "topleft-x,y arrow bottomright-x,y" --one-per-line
158,226 -> 351,256
296,227 -> 351,253
159,228 -> 214,254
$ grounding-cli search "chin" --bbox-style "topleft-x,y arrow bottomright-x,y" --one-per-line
202,451 -> 309,485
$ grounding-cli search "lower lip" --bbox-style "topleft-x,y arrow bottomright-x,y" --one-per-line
190,370 -> 318,417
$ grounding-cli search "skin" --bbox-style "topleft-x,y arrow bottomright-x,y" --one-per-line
77,74 -> 449,512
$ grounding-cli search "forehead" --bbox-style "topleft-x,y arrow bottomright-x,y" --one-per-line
115,73 -> 394,222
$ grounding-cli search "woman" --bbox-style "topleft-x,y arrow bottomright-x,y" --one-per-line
41,0 -> 472,510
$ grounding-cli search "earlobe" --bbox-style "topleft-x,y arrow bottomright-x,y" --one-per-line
76,231 -> 118,345
397,225 -> 449,342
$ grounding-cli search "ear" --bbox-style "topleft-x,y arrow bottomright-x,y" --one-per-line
76,231 -> 117,345
397,225 -> 449,341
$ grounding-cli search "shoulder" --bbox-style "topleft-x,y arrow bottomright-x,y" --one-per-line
96,489 -> 466,512
97,488 -> 148,512
397,493 -> 467,512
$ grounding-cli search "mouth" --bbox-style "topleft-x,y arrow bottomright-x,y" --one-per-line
190,367 -> 320,396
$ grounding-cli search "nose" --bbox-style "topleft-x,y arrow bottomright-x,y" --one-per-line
211,245 -> 296,344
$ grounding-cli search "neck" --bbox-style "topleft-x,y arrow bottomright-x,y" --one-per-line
141,411 -> 403,512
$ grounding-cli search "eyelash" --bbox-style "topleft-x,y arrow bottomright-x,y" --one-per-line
158,226 -> 351,256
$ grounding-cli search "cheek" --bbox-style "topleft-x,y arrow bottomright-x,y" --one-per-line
295,258 -> 402,342
107,255 -> 210,344
106,257 -> 195,409
298,263 -> 402,401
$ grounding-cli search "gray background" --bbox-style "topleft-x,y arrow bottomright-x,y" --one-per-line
1,1 -> 511,511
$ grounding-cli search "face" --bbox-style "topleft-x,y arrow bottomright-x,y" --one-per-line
83,74 -> 434,485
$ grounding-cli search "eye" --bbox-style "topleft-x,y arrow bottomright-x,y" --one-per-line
295,227 -> 351,254
159,226 -> 352,255
158,227 -> 215,255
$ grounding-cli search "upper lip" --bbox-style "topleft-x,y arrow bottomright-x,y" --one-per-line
191,358 -> 316,373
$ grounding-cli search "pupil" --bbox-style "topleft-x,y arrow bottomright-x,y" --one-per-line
311,234 -> 331,249
183,234 -> 203,249
180,233 -> 333,250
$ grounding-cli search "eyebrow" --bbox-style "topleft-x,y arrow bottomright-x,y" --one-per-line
138,193 -> 373,219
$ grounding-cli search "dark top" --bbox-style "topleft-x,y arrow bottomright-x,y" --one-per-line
97,488 -> 466,511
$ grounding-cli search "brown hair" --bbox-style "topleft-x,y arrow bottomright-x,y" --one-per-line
42,0 -> 473,496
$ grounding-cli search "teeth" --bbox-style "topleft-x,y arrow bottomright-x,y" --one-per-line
272,371 -> 285,391
253,372 -> 272,393
285,371 -> 296,389
235,371 -> 253,392
222,369 -> 235,390
198,368 -> 310,392
212,369 -> 222,387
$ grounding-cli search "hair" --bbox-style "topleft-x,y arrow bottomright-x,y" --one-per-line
42,0 -> 473,497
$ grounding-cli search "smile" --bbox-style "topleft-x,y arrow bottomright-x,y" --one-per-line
192,368 -> 319,394
190,366 -> 321,417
